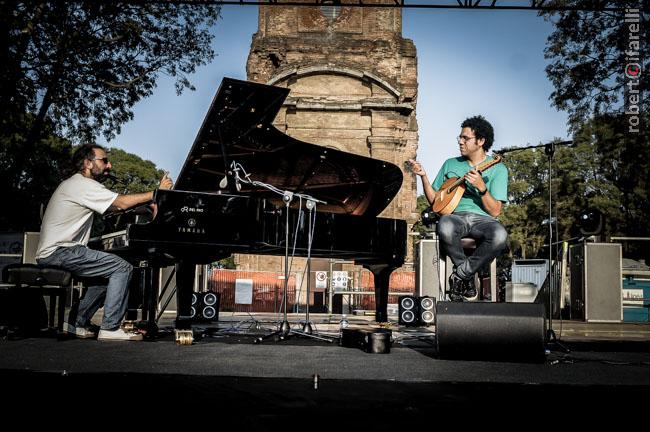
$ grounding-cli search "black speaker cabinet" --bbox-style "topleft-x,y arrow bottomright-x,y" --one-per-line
569,243 -> 622,322
190,292 -> 220,322
419,296 -> 435,326
436,301 -> 546,362
399,295 -> 436,326
398,295 -> 419,326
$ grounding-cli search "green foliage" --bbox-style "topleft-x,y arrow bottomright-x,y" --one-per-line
0,116 -> 73,231
0,127 -> 163,231
498,114 -> 650,259
541,1 -> 648,130
1,1 -> 221,143
103,148 -> 165,194
0,2 -> 220,232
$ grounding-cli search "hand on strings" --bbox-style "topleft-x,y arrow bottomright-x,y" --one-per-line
464,169 -> 486,192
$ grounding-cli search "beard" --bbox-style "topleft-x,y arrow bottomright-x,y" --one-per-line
91,168 -> 110,183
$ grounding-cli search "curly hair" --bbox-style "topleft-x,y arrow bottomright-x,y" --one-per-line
461,115 -> 494,151
72,144 -> 107,172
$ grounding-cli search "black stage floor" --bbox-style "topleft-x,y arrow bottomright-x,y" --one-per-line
2,318 -> 650,428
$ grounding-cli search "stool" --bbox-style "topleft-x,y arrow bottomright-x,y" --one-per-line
438,236 -> 497,302
2,263 -> 72,332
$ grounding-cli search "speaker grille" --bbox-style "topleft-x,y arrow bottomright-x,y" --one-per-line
191,292 -> 220,322
398,295 -> 418,326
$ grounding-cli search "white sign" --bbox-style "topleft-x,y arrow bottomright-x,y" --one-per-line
315,271 -> 328,289
622,288 -> 644,306
332,271 -> 348,290
235,278 -> 253,305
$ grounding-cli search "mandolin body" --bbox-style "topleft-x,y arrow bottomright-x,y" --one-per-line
431,177 -> 465,215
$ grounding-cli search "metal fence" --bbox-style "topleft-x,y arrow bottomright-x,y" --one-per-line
207,269 -> 415,313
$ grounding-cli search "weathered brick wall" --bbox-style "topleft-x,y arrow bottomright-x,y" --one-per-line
238,0 -> 420,271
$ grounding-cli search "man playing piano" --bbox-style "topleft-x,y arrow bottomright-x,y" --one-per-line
408,115 -> 508,302
35,144 -> 173,341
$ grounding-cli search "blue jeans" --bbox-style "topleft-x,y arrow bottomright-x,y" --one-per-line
437,212 -> 508,280
37,245 -> 133,330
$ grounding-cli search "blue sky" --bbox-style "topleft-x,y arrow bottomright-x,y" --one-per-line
100,5 -> 569,194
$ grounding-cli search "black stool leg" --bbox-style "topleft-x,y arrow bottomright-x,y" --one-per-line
57,290 -> 65,332
48,294 -> 56,328
67,287 -> 80,327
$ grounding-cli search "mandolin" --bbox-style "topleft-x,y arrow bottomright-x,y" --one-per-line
431,155 -> 502,216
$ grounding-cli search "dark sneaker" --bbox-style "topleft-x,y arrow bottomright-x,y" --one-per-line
461,278 -> 479,302
448,272 -> 464,302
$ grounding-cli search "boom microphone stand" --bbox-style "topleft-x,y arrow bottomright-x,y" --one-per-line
256,190 -> 294,342
290,199 -> 335,342
496,140 -> 572,353
223,161 -> 332,343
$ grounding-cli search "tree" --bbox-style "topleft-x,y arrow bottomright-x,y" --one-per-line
541,1 -> 648,130
0,1 -> 220,232
497,113 -> 650,260
0,136 -> 165,232
2,2 -> 221,143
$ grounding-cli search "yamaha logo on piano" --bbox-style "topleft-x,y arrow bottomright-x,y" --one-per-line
178,218 -> 205,234
178,226 -> 206,234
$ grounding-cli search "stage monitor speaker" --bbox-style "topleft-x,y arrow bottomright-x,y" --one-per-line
398,295 -> 419,326
419,296 -> 435,326
569,243 -> 622,322
399,295 -> 436,326
436,301 -> 546,362
190,291 -> 220,322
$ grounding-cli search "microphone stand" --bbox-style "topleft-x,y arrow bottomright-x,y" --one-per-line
495,141 -> 571,354
290,199 -> 335,342
224,161 -> 332,343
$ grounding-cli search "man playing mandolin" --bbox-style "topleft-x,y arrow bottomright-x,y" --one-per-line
408,115 -> 508,301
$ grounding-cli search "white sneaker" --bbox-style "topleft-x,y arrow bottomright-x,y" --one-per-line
97,328 -> 143,341
64,322 -> 97,339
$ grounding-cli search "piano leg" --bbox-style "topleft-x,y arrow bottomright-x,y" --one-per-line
142,266 -> 159,334
366,265 -> 395,323
175,262 -> 195,330
126,266 -> 146,321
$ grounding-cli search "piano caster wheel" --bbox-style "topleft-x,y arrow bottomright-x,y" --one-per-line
121,320 -> 137,332
175,330 -> 194,345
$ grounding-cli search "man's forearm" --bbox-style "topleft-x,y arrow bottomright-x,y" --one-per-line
480,192 -> 502,217
110,191 -> 155,211
421,175 -> 439,205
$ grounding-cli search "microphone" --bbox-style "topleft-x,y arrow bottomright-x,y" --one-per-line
232,163 -> 242,192
105,173 -> 119,182
219,161 -> 242,191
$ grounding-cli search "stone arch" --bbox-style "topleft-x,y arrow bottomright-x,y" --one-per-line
267,65 -> 401,100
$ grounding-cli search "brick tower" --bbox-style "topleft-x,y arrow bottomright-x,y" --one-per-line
239,1 -> 419,273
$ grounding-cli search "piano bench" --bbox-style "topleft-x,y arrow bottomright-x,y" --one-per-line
1,264 -> 73,333
438,237 -> 498,302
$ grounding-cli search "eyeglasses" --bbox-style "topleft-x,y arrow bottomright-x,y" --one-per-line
457,135 -> 477,143
92,157 -> 109,164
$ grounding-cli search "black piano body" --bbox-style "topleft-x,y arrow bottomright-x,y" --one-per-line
93,77 -> 407,327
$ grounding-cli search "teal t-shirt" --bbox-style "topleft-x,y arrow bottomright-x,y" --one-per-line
432,155 -> 508,217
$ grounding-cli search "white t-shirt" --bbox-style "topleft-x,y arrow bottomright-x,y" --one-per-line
36,173 -> 119,259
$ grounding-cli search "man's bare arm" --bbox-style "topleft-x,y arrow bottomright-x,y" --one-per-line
108,172 -> 173,212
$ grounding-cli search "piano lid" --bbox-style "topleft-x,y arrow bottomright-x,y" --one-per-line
175,78 -> 403,216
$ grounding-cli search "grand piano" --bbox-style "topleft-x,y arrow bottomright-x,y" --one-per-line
93,78 -> 407,333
